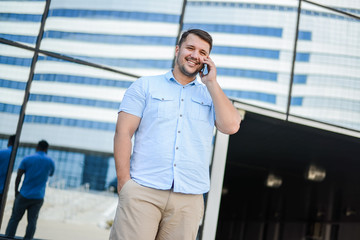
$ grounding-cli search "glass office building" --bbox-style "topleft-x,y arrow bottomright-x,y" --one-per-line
0,0 -> 359,238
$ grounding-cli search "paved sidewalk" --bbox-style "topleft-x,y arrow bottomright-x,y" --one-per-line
1,214 -> 110,240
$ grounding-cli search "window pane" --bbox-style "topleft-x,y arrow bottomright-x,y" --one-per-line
291,1 -> 360,131
0,0 -> 46,46
0,44 -> 30,132
40,0 -> 183,76
310,0 -> 360,18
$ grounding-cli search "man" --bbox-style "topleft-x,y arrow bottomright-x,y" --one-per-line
110,29 -> 241,240
5,140 -> 55,240
0,135 -> 16,203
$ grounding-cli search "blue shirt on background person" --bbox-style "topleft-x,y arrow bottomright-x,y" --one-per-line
18,151 -> 55,199
120,70 -> 216,194
0,146 -> 12,194
0,135 -> 15,196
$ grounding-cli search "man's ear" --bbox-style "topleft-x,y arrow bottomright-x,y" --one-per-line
175,45 -> 179,56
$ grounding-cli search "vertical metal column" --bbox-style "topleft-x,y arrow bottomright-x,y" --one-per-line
285,0 -> 302,121
0,0 -> 51,229
201,130 -> 230,240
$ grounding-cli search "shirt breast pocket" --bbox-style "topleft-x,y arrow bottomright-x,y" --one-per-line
190,96 -> 212,122
151,93 -> 177,119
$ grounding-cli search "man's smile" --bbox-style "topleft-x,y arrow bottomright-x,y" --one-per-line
186,57 -> 200,67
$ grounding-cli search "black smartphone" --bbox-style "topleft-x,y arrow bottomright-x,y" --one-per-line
202,63 -> 208,76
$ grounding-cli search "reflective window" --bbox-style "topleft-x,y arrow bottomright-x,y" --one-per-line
0,0 -> 46,46
291,1 -> 360,131
39,0 -> 183,76
0,43 -> 30,133
309,0 -> 360,18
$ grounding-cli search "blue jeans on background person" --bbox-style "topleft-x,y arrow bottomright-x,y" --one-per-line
5,194 -> 44,240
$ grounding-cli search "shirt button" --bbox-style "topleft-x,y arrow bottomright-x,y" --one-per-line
174,164 -> 176,167
161,98 -> 164,101
181,99 -> 184,101
176,147 -> 179,150
178,131 -> 180,133
180,114 -> 182,117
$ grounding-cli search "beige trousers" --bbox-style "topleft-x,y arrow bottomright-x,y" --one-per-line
109,179 -> 204,240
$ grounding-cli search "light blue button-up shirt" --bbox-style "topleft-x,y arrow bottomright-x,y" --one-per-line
119,70 -> 216,194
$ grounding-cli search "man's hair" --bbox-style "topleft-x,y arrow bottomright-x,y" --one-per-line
37,140 -> 49,152
178,29 -> 213,52
8,135 -> 16,147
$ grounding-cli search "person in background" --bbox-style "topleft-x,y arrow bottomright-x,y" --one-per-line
5,140 -> 55,240
0,134 -> 16,204
110,29 -> 241,240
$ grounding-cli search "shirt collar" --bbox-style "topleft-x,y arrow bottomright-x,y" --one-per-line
166,70 -> 201,86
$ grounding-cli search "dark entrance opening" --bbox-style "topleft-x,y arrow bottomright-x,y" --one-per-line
216,112 -> 360,240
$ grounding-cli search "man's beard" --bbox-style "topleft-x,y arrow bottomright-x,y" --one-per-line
176,56 -> 202,78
